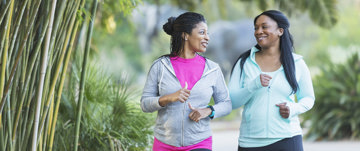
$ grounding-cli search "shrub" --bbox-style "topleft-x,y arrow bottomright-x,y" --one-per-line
302,53 -> 360,141
54,62 -> 154,151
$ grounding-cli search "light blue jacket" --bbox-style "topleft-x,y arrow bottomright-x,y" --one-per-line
228,47 -> 315,147
141,56 -> 232,147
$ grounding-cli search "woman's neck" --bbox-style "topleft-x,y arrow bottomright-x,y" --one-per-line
180,49 -> 197,59
256,47 -> 282,72
259,46 -> 281,57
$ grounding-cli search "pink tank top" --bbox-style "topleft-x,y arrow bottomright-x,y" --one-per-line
170,54 -> 206,90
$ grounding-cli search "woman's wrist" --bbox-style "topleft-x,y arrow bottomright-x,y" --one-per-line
206,108 -> 212,116
159,95 -> 170,107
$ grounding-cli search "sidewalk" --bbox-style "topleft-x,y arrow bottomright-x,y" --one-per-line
211,121 -> 360,151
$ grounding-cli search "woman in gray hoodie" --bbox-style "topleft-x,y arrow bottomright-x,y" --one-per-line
140,12 -> 232,151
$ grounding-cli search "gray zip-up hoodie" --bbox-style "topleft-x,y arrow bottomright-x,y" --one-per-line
141,56 -> 232,147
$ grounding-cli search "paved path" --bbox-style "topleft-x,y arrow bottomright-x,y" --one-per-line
211,121 -> 360,151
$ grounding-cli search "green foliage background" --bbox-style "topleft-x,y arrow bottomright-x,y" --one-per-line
54,57 -> 154,150
302,53 -> 360,141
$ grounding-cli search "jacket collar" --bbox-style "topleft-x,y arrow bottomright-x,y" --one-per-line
249,46 -> 303,71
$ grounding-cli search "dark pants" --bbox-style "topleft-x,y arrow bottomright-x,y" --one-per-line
238,135 -> 303,151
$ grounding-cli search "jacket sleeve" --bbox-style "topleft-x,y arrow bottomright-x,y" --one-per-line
140,60 -> 164,113
287,59 -> 315,118
228,59 -> 262,109
212,66 -> 232,119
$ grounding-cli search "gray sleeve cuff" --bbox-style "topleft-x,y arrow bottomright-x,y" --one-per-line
141,96 -> 164,112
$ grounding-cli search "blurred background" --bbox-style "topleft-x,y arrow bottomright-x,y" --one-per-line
1,0 -> 360,150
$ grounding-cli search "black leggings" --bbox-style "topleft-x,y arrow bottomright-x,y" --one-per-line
238,135 -> 303,151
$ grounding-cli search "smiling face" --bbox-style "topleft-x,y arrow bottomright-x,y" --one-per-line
184,22 -> 210,54
254,15 -> 283,49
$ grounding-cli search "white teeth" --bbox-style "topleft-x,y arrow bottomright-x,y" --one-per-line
258,37 -> 266,40
202,42 -> 208,48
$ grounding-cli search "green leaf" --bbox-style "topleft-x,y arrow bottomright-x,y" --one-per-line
308,0 -> 338,29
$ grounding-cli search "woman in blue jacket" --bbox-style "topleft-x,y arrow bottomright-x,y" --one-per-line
228,10 -> 315,151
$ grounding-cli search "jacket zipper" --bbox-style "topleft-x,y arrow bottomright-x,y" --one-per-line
182,103 -> 186,146
265,71 -> 278,137
161,58 -> 185,146
267,86 -> 270,137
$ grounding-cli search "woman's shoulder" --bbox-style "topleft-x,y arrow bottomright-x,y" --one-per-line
153,55 -> 170,64
148,56 -> 169,71
293,53 -> 308,65
204,57 -> 220,68
292,53 -> 310,70
292,53 -> 303,62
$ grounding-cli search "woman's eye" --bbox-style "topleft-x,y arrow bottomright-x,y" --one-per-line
199,31 -> 205,34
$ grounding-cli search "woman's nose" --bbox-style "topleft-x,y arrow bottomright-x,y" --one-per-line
205,33 -> 210,41
255,28 -> 263,35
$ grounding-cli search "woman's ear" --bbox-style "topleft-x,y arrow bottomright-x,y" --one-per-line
182,32 -> 189,40
278,28 -> 284,37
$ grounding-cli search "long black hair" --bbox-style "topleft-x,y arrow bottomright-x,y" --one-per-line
232,10 -> 298,94
162,12 -> 206,57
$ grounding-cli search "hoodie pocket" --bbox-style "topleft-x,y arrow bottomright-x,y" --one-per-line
188,117 -> 210,135
156,106 -> 182,135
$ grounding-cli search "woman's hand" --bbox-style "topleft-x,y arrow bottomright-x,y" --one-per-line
260,74 -> 272,87
276,102 -> 290,118
188,103 -> 212,122
159,82 -> 191,106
